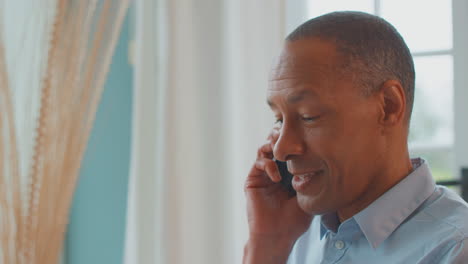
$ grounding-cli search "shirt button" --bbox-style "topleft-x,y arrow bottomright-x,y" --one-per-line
334,240 -> 345,250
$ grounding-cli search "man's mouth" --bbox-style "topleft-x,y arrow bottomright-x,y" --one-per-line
292,168 -> 324,177
292,170 -> 324,192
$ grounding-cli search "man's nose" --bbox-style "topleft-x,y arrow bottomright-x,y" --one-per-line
273,123 -> 305,161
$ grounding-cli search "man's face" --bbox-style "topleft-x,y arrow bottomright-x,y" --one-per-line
267,38 -> 386,216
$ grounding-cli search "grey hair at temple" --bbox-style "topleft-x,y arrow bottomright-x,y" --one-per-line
287,11 -> 415,120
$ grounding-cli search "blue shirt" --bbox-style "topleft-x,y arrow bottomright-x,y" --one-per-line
287,158 -> 468,264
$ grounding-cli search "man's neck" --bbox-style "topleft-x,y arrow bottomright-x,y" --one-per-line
337,151 -> 413,223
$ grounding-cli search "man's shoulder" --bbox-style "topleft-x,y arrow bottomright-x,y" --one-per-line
288,186 -> 468,264
415,187 -> 468,263
380,186 -> 468,263
410,185 -> 468,241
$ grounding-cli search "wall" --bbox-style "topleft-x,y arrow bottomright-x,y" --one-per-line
65,14 -> 133,264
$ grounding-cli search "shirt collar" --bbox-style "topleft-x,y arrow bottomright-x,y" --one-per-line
320,158 -> 436,248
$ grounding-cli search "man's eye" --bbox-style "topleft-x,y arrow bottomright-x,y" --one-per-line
302,116 -> 320,122
275,119 -> 283,125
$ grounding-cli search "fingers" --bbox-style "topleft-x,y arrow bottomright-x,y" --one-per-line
254,158 -> 281,182
257,141 -> 273,159
258,126 -> 281,159
256,158 -> 281,182
267,127 -> 280,145
245,158 -> 282,189
245,127 -> 283,190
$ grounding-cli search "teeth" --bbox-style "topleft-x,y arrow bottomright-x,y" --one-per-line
297,171 -> 319,180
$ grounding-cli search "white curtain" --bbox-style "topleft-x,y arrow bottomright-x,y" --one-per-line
2,0 -> 55,201
124,0 -> 286,263
1,1 -> 129,263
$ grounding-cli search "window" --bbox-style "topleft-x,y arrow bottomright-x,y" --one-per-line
286,0 -> 468,186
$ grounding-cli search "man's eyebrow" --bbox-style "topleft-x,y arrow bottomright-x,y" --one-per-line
267,90 -> 314,108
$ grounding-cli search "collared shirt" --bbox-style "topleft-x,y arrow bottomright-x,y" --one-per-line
287,158 -> 468,264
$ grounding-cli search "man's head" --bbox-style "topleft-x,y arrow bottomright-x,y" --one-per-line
267,11 -> 415,219
287,11 -> 415,119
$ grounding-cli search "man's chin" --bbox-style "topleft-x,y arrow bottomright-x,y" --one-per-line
296,193 -> 328,215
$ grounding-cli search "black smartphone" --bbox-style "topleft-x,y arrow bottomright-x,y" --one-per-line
275,159 -> 296,196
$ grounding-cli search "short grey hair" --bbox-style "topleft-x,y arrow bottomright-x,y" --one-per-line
287,11 -> 415,120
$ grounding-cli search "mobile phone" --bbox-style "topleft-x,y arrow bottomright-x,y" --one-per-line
275,159 -> 297,196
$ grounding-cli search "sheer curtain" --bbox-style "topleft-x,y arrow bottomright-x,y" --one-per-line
0,1 -> 129,263
124,0 -> 286,263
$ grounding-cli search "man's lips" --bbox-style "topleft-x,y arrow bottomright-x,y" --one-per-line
291,170 -> 324,192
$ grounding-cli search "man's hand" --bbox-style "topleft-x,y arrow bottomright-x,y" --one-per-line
243,128 -> 313,264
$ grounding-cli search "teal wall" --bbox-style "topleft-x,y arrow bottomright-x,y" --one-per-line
65,15 -> 133,264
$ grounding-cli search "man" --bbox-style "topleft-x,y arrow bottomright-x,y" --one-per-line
243,11 -> 468,264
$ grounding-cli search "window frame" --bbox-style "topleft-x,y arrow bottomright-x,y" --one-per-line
453,0 -> 468,178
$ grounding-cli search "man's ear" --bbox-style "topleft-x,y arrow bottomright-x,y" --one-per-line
378,80 -> 406,127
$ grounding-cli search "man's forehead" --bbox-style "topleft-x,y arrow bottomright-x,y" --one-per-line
268,58 -> 335,94
267,63 -> 331,105
267,88 -> 318,108
269,61 -> 332,82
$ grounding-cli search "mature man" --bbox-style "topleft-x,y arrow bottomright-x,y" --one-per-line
243,11 -> 468,264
